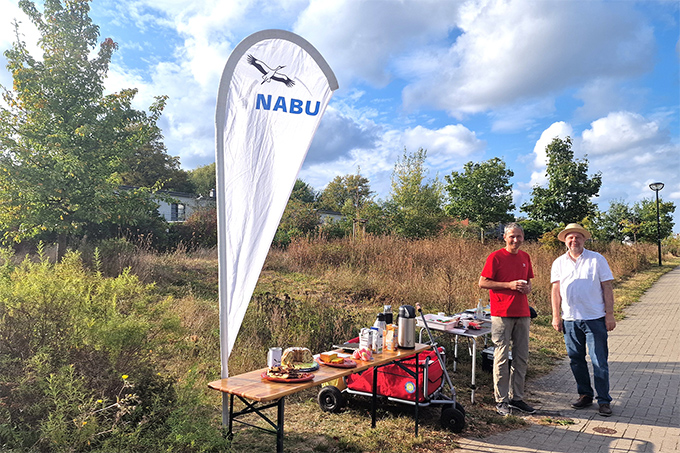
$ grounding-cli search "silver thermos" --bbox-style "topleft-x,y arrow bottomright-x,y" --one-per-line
397,305 -> 416,349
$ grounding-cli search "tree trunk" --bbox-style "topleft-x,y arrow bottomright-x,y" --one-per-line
56,233 -> 67,262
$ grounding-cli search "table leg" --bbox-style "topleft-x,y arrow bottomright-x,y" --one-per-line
470,338 -> 477,404
277,398 -> 285,453
454,335 -> 459,372
372,366 -> 378,428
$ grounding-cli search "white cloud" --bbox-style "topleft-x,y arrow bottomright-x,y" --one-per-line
532,122 -> 573,168
402,124 -> 485,170
581,111 -> 661,155
401,0 -> 654,117
294,0 -> 459,87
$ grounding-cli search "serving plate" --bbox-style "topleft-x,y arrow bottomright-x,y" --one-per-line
261,371 -> 315,383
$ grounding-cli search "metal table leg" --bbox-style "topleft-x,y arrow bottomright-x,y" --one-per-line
453,335 -> 459,372
276,398 -> 284,453
225,395 -> 286,453
372,365 -> 378,428
470,338 -> 477,404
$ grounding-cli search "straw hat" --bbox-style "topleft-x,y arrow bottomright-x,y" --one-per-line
557,223 -> 592,242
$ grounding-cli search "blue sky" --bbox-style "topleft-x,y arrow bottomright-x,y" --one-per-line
1,0 -> 679,232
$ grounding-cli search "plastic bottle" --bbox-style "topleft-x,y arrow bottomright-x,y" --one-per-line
475,299 -> 484,319
373,313 -> 386,333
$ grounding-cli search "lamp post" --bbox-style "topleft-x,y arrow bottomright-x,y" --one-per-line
649,182 -> 664,266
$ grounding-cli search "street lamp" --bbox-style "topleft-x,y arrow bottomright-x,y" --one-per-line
649,182 -> 664,266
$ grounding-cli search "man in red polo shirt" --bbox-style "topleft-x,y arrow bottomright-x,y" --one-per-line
479,222 -> 535,416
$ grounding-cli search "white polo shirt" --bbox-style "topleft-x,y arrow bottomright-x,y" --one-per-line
551,248 -> 614,321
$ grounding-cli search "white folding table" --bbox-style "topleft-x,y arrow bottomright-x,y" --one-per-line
416,314 -> 491,404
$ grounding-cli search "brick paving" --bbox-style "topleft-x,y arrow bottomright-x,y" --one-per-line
454,266 -> 680,452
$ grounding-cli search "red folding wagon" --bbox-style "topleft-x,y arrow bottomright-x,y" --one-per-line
317,306 -> 466,433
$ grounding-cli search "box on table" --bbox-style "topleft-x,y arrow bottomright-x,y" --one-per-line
421,313 -> 460,331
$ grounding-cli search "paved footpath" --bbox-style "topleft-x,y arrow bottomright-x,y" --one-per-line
455,266 -> 680,453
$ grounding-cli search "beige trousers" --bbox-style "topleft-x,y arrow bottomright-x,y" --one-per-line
491,316 -> 530,403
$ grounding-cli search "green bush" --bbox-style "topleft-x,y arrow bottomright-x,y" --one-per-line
168,206 -> 217,250
0,249 -> 226,452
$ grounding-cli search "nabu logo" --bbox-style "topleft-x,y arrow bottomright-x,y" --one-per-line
247,55 -> 295,87
247,54 -> 320,116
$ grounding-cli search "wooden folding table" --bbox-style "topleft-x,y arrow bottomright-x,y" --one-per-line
208,343 -> 430,452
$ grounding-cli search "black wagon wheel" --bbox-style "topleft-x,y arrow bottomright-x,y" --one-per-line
317,386 -> 345,413
441,406 -> 466,433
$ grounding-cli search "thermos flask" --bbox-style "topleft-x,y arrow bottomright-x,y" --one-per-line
397,305 -> 416,349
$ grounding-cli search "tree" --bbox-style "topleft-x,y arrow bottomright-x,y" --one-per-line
319,171 -> 373,215
521,137 -> 601,224
119,128 -> 195,193
188,162 -> 216,197
589,198 -> 675,243
632,198 -> 675,243
591,200 -> 633,242
290,178 -> 317,203
386,148 -> 444,238
0,0 -> 166,252
444,157 -> 515,241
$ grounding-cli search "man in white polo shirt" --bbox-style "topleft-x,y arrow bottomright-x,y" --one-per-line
551,223 -> 616,417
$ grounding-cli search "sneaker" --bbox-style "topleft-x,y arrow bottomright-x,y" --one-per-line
509,399 -> 536,414
571,395 -> 593,409
598,403 -> 612,417
496,402 -> 510,417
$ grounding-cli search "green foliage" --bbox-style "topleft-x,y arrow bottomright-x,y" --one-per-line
0,249 -> 233,451
169,205 -> 218,250
521,137 -> 601,224
386,148 -> 444,238
0,0 -> 167,245
187,163 -> 216,197
291,178 -> 318,203
517,219 -> 555,241
319,171 -> 373,216
279,198 -> 320,236
631,198 -> 675,243
444,158 -> 515,239
589,198 -> 675,243
119,128 -> 195,193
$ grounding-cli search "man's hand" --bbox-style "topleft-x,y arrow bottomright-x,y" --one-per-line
510,279 -> 531,294
552,315 -> 563,332
605,313 -> 616,331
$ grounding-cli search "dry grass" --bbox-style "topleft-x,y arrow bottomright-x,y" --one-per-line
103,234 -> 673,453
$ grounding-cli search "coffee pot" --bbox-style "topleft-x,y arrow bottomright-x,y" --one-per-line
397,305 -> 416,349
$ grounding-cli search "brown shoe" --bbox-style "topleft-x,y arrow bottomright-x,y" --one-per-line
571,395 -> 593,409
598,403 -> 612,417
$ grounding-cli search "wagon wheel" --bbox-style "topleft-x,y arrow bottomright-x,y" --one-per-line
441,406 -> 466,433
317,386 -> 345,413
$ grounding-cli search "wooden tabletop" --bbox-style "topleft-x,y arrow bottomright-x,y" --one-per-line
208,343 -> 431,402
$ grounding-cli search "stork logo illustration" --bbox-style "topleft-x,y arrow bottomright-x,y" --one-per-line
247,54 -> 295,88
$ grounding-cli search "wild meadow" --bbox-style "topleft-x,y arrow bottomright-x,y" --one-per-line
0,235 -> 675,452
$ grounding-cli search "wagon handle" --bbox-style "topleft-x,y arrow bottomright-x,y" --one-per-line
415,303 -> 457,396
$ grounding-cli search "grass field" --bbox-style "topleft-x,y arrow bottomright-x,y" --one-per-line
138,236 -> 677,452
2,236 -> 677,452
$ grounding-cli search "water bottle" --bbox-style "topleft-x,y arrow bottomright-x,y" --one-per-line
373,313 -> 386,332
475,299 -> 484,320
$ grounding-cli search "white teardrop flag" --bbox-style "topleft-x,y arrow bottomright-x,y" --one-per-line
215,30 -> 338,379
